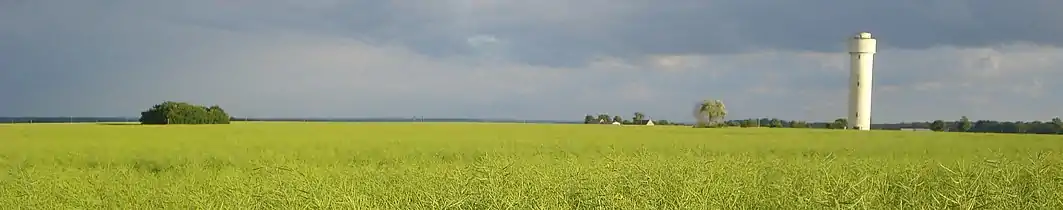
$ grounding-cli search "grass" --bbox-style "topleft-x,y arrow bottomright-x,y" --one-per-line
1,122 -> 1062,209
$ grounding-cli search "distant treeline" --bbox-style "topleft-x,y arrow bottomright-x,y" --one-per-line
708,117 -> 1063,134
582,113 -> 676,125
581,114 -> 1063,135
880,118 -> 1063,134
5,115 -> 1060,135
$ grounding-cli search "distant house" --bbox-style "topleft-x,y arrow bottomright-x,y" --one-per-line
633,119 -> 655,126
611,121 -> 622,125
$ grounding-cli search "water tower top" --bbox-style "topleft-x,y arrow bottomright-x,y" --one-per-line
855,32 -> 873,39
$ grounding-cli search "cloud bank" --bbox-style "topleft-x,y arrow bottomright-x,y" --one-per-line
2,0 -> 1062,122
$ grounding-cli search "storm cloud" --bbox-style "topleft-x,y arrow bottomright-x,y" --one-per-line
2,0 -> 1062,123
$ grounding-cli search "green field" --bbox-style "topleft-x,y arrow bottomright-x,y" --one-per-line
2,122 -> 1062,209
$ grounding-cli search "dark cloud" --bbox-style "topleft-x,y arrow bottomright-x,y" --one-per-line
11,1 -> 1060,64
344,0 -> 1063,65
632,0 -> 1063,51
2,0 -> 1063,122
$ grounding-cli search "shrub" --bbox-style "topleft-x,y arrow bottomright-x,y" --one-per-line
139,101 -> 231,125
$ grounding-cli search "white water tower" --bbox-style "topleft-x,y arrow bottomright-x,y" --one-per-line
848,32 -> 876,131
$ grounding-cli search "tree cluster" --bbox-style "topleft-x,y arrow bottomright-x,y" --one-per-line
575,98 -> 1063,135
705,116 -> 1063,135
582,112 -> 674,125
920,116 -> 1063,134
710,116 -> 1063,135
828,118 -> 848,129
723,118 -> 812,128
139,101 -> 231,125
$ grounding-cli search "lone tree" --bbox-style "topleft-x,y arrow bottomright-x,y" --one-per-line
769,118 -> 783,128
139,101 -> 231,125
1053,117 -> 1063,134
693,99 -> 727,128
830,118 -> 848,129
583,115 -> 596,124
930,120 -> 946,132
957,116 -> 973,132
596,114 -> 611,124
632,112 -> 646,123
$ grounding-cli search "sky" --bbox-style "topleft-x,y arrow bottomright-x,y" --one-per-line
2,0 -> 1062,123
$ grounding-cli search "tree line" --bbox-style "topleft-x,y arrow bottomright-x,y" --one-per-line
721,118 -> 812,128
915,116 -> 1063,134
588,99 -> 1063,135
583,112 -> 675,125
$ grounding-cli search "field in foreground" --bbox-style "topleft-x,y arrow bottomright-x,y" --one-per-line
2,122 -> 1062,209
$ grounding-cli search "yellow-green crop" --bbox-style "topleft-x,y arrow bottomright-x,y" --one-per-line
2,122 -> 1062,209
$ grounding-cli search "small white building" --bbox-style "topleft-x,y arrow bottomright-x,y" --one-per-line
611,121 -> 622,125
899,128 -> 932,131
